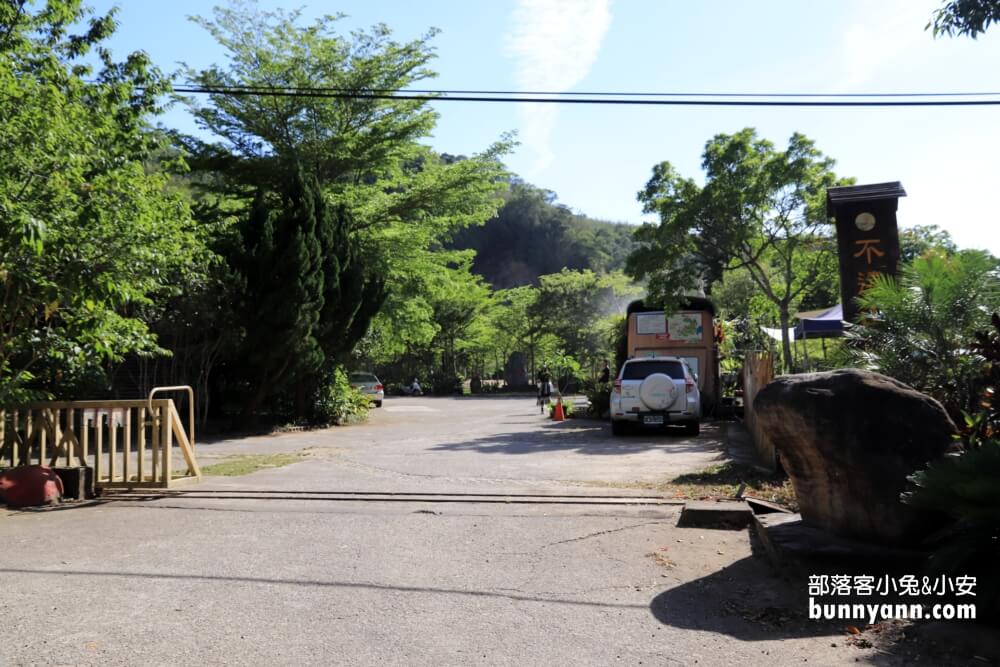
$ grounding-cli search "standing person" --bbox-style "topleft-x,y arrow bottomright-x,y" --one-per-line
537,366 -> 552,414
598,360 -> 611,384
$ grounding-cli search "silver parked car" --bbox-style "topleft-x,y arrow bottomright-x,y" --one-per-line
609,357 -> 701,436
348,372 -> 384,408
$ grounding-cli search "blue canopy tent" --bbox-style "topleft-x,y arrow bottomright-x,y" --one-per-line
760,304 -> 844,370
761,304 -> 844,342
794,304 -> 844,340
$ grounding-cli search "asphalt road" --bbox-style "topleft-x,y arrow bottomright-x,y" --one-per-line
0,397 -> 908,666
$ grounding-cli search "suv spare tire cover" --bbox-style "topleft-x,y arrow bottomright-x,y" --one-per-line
639,373 -> 677,410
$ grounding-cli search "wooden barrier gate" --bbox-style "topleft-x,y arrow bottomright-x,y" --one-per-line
0,388 -> 201,489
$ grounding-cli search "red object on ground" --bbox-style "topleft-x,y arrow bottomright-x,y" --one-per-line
552,399 -> 565,422
0,465 -> 63,508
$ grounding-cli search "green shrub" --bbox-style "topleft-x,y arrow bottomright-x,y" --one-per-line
961,312 -> 1000,449
850,250 -> 1000,421
902,440 -> 1000,623
582,379 -> 612,418
900,312 -> 1000,624
431,375 -> 463,395
312,368 -> 370,425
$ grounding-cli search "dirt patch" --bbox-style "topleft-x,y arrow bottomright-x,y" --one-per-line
573,461 -> 798,510
669,461 -> 797,509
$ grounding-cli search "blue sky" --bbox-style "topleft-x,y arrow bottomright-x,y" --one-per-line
90,0 -> 1000,254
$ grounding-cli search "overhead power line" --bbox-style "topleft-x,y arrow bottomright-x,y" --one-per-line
175,83 -> 1000,98
168,84 -> 1000,107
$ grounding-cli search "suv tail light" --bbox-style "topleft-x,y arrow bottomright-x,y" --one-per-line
685,378 -> 694,394
375,383 -> 384,391
612,379 -> 622,394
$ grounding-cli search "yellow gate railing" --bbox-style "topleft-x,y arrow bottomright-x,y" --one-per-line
0,391 -> 201,489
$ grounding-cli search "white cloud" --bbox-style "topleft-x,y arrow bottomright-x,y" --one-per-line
838,0 -> 939,90
505,0 -> 613,174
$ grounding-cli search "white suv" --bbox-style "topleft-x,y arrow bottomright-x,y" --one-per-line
609,357 -> 701,436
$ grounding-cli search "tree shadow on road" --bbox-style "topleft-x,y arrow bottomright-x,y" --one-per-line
649,554 -> 831,641
430,420 -> 729,457
648,552 -> 978,666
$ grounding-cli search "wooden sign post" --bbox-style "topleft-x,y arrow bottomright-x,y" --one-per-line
826,182 -> 906,323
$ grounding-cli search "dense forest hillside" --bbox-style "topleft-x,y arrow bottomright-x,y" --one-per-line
449,181 -> 637,288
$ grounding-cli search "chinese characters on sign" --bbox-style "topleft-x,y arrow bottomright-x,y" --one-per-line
827,182 -> 906,322
853,239 -> 885,292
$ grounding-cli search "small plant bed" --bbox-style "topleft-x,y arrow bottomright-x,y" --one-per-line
547,400 -> 578,418
667,462 -> 797,510
197,453 -> 309,477
577,462 -> 797,510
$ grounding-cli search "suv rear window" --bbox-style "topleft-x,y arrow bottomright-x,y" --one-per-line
622,361 -> 684,380
349,373 -> 378,383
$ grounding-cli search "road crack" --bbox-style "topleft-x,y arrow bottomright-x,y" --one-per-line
538,521 -> 664,550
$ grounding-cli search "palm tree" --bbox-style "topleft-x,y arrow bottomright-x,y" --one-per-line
849,249 -> 1000,421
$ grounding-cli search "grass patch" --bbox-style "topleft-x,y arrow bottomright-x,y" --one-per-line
199,452 -> 308,477
575,461 -> 798,510
667,462 -> 798,510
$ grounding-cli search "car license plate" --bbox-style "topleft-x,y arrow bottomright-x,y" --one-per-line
643,415 -> 664,425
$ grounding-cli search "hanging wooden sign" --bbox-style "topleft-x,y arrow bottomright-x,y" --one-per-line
826,182 -> 906,323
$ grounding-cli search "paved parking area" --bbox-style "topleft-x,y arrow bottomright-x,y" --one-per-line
0,397 -> 913,666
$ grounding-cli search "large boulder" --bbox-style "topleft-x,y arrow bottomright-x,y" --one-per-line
754,368 -> 955,545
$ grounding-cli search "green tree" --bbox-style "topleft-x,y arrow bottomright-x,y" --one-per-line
899,224 -> 957,263
628,129 -> 847,371
216,164 -> 386,417
182,3 -> 508,277
425,255 -> 492,380
850,249 -> 1000,420
180,2 -> 507,408
928,0 -> 1000,37
489,286 -> 542,379
711,267 -> 780,353
530,269 -> 641,377
0,1 -> 203,403
232,169 -> 324,416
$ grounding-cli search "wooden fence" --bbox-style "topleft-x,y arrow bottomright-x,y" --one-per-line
742,352 -> 777,470
0,398 -> 201,489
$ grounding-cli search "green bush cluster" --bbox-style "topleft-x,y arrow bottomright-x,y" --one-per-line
312,368 -> 371,426
902,312 -> 1000,624
582,380 -> 612,419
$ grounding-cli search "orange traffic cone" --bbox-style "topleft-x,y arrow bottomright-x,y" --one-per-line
552,397 -> 565,421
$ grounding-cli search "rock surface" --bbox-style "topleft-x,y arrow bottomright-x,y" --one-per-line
753,368 -> 955,545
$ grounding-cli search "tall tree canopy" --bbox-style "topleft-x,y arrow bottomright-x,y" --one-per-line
627,129 -> 847,370
182,3 -> 509,268
899,224 -> 958,263
0,0 -> 203,403
928,0 -> 1000,37
176,2 -> 508,414
529,269 -> 641,378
